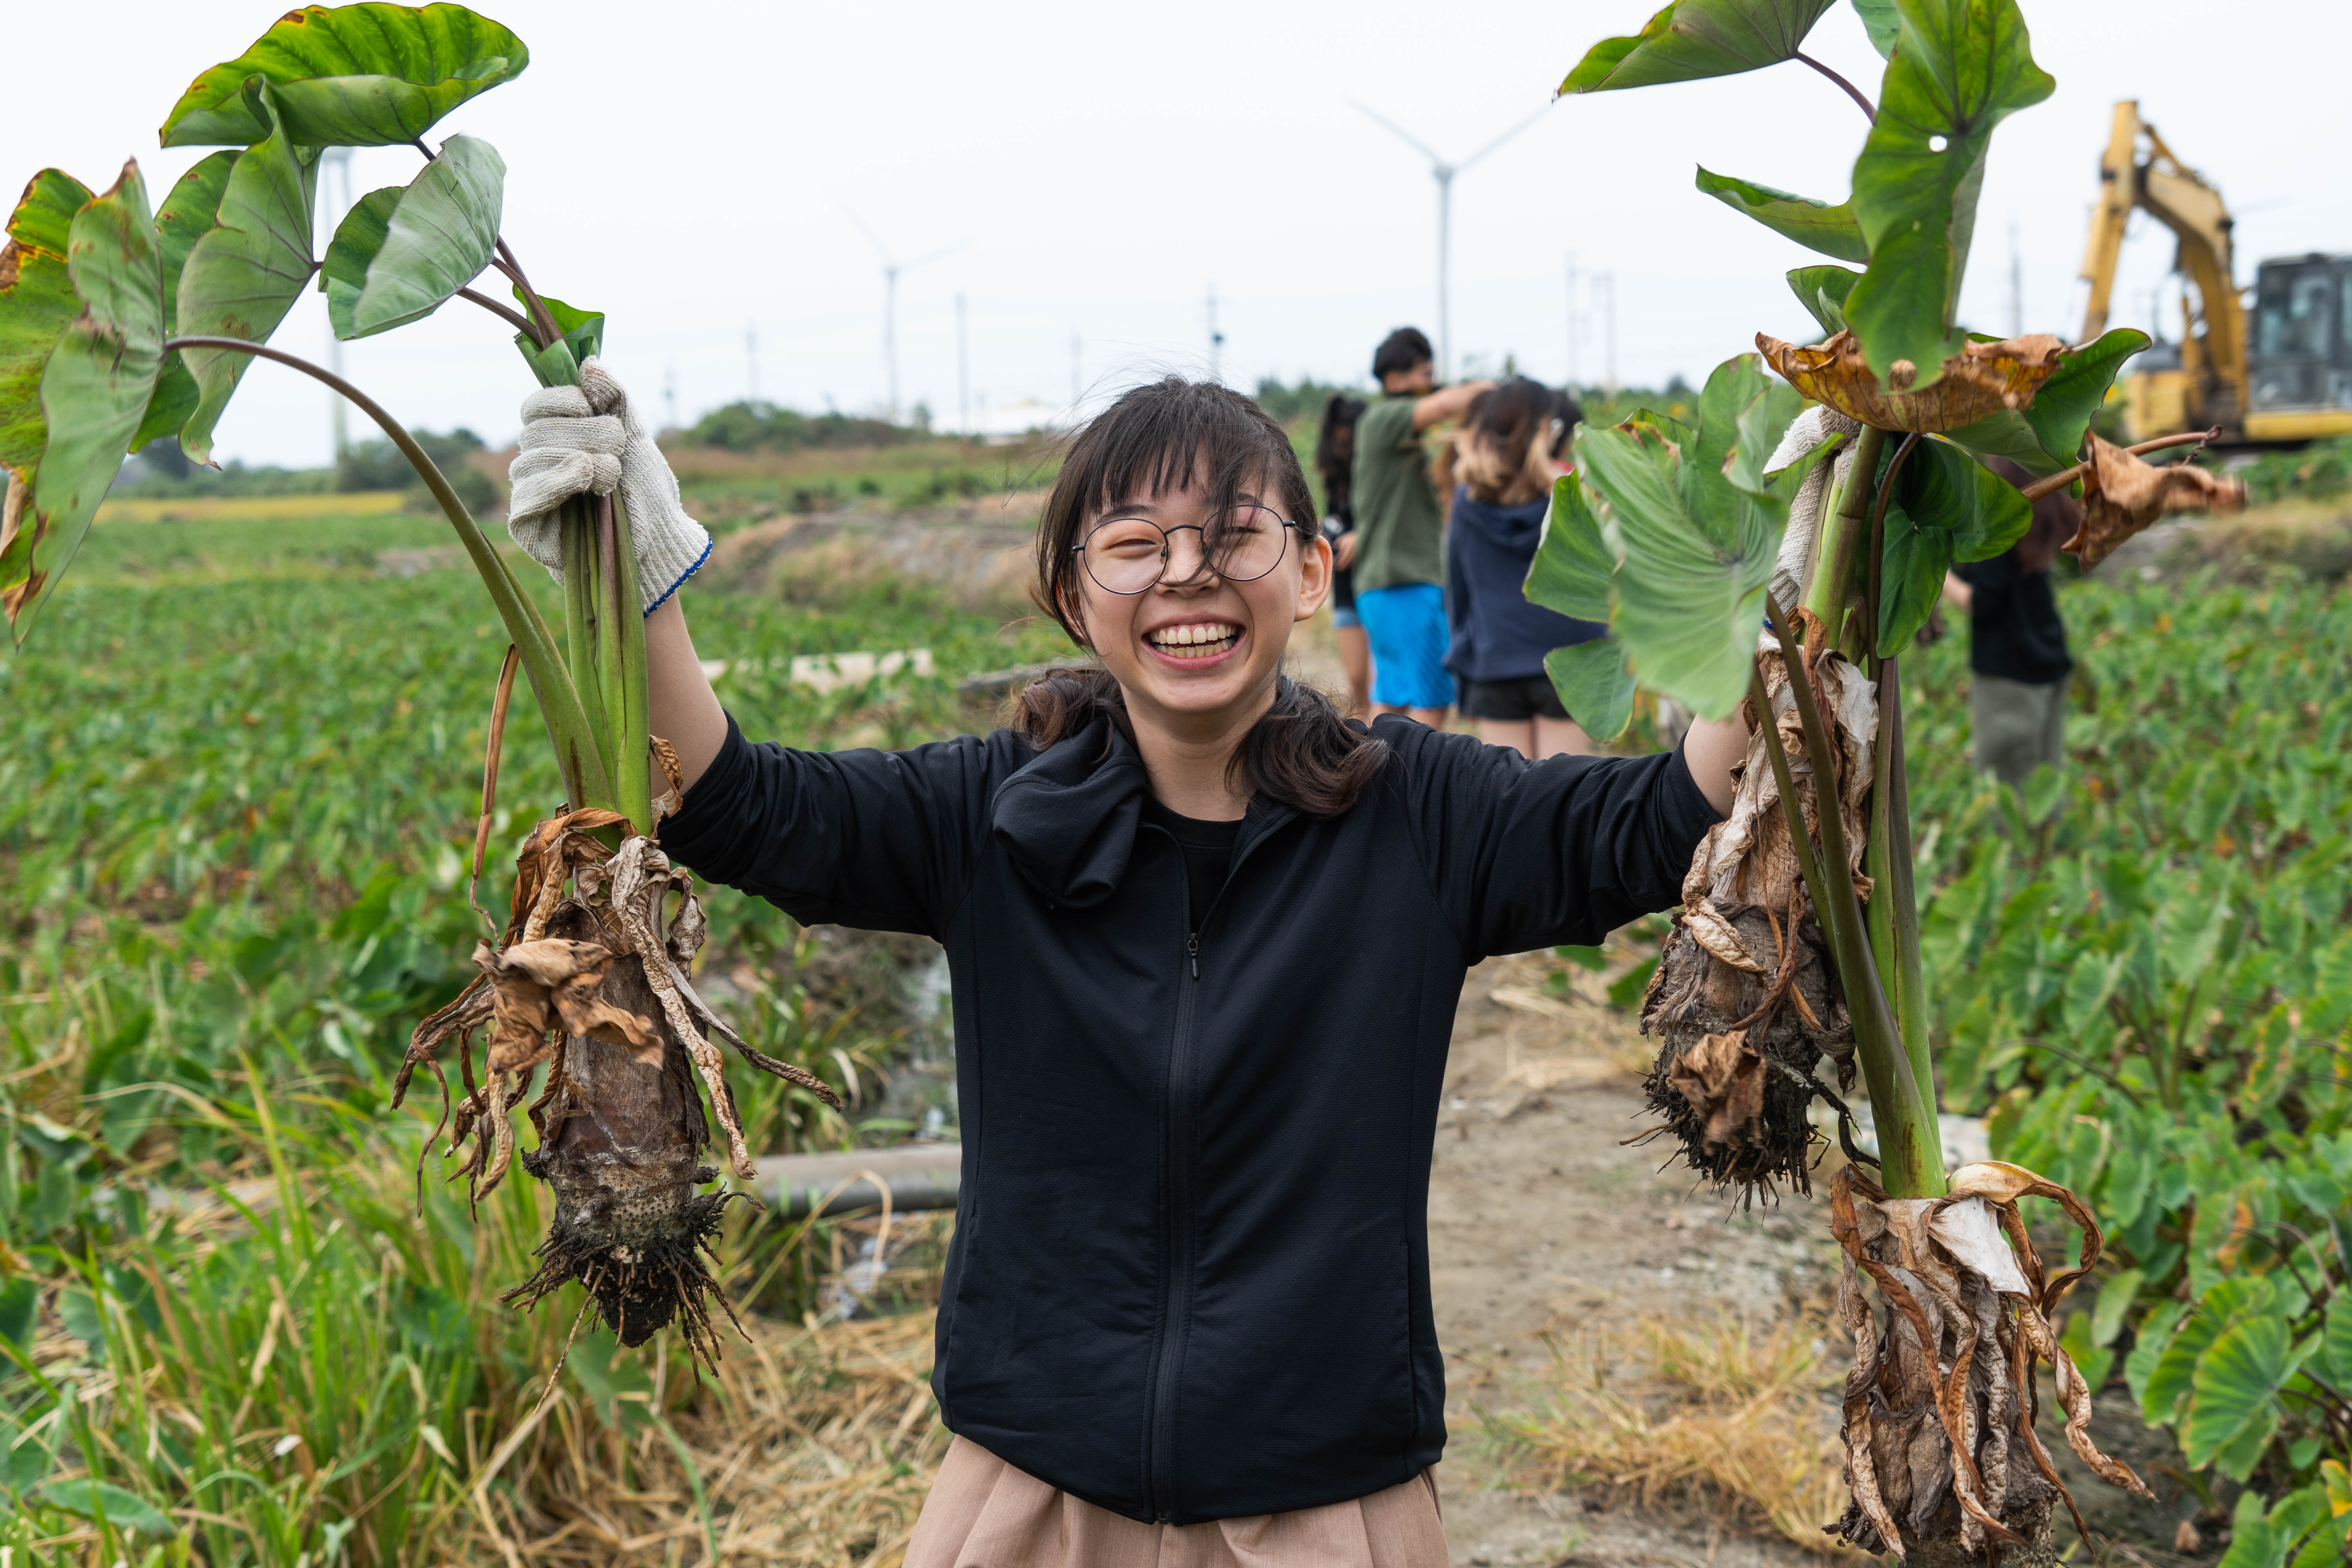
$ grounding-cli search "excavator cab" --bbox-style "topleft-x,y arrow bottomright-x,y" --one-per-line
2248,255 -> 2352,439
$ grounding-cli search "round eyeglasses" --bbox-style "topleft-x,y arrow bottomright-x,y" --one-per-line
1073,504 -> 1310,595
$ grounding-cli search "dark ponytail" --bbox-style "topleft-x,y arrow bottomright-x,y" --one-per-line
1018,376 -> 1390,817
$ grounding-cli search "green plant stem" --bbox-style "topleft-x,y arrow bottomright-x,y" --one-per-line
1802,424 -> 1887,656
561,499 -> 612,779
1763,594 -> 1943,1195
608,492 -> 653,835
1869,657 -> 1935,1115
164,336 -> 614,813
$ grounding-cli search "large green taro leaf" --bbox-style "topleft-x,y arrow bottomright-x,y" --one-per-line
177,83 -> 319,466
1696,169 -> 1868,263
161,3 -> 531,148
2181,1311 -> 2310,1470
1844,0 -> 2054,387
0,164 -> 164,643
1561,0 -> 1839,93
1545,639 -> 1637,741
1573,354 -> 1795,717
1788,263 -> 1864,337
130,151 -> 239,454
1875,434 -> 2029,655
324,133 -> 502,339
0,170 -> 94,479
1524,470 -> 1615,624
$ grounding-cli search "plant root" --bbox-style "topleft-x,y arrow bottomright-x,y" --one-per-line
1637,635 -> 1873,1203
392,813 -> 845,1367
1824,1162 -> 2153,1565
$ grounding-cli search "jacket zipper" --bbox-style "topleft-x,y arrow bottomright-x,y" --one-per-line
1140,812 -> 1289,1522
1145,829 -> 1200,1523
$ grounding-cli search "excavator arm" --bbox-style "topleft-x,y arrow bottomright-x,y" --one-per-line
2077,101 -> 2247,432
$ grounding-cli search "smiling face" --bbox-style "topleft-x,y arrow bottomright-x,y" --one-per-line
1063,475 -> 1331,737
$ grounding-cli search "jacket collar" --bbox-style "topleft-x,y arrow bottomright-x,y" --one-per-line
991,717 -> 1299,907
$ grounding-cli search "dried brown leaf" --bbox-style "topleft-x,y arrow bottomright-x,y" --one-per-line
1757,330 -> 2067,434
1666,1030 -> 1766,1150
2065,436 -> 2247,568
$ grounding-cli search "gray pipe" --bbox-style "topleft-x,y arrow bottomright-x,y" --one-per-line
754,1143 -> 961,1220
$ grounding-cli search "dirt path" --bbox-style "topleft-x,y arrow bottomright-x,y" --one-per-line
1426,952 -> 1840,1568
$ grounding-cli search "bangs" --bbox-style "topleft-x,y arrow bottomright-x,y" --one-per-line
1035,378 -> 1318,644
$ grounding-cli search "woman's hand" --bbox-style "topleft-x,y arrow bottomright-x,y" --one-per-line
506,359 -> 711,614
1332,530 -> 1359,570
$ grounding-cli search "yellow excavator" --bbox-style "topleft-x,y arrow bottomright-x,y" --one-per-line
2078,100 -> 2352,444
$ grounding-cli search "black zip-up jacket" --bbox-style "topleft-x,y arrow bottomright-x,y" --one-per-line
662,711 -> 1718,1524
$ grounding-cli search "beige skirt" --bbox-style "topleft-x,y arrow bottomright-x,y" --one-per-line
904,1437 -> 1447,1568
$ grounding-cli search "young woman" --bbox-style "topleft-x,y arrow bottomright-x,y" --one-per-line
1440,378 -> 1609,760
510,368 -> 1747,1566
1313,392 -> 1373,717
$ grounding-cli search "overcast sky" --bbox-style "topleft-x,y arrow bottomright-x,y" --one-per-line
7,1 -> 2345,467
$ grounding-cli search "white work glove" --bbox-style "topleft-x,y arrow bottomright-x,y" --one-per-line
1765,405 -> 1861,615
506,358 -> 711,614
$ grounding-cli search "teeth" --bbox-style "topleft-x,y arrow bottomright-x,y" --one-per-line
1148,623 -> 1236,657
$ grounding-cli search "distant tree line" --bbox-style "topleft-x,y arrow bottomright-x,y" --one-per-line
680,401 -> 928,452
115,428 -> 496,510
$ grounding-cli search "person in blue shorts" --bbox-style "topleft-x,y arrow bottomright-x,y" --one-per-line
1348,328 -> 1491,727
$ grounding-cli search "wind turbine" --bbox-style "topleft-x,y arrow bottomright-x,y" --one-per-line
1350,101 -> 1551,380
845,209 -> 961,423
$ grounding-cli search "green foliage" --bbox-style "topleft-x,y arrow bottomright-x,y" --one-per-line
1530,354 -> 1815,719
160,2 -> 531,147
0,166 -> 165,644
684,399 -> 926,452
1545,639 -> 1637,740
1561,0 -> 1839,93
1253,376 -> 1369,425
130,150 -> 239,454
1788,263 -> 1864,337
1873,434 -> 2031,655
1695,169 -> 1867,262
2241,435 -> 2352,505
174,82 -> 319,466
1914,573 -> 2352,1507
1844,0 -> 2053,384
0,170 -> 94,477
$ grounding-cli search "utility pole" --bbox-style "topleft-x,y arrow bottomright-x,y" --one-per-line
1351,100 -> 1550,381
319,147 -> 355,459
1602,272 -> 1618,399
664,365 -> 678,434
1071,328 -> 1082,406
956,292 -> 970,439
746,322 -> 759,402
1207,285 -> 1224,383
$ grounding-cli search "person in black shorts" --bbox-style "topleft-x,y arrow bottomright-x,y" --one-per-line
1441,377 -> 1604,758
1941,457 -> 2080,791
1314,393 -> 1372,717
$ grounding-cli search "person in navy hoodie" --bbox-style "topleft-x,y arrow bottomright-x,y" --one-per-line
1441,377 -> 1606,760
508,366 -> 1747,1566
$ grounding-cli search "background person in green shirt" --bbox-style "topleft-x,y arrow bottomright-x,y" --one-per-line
1349,327 -> 1492,727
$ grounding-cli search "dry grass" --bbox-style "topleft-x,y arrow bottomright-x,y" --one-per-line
456,1307 -> 950,1567
1473,1310 -> 1856,1556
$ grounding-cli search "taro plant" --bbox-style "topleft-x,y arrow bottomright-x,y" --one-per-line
1532,1 -> 2243,1561
0,2 -> 833,1372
